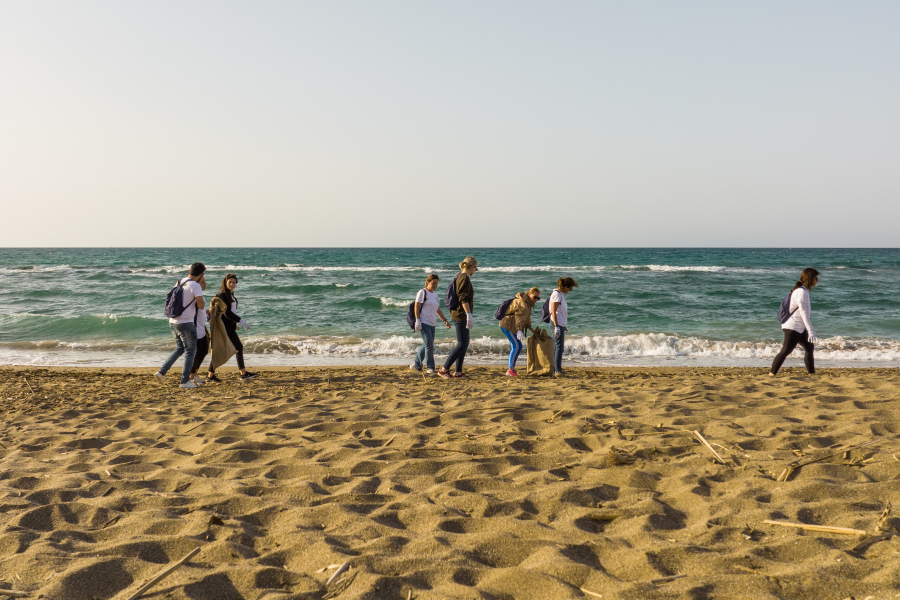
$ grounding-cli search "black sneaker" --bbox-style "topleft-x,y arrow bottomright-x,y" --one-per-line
240,372 -> 258,381
206,374 -> 222,384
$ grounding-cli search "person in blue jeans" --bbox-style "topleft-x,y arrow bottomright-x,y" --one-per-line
439,256 -> 478,378
155,262 -> 206,388
497,287 -> 540,376
411,274 -> 451,373
549,277 -> 578,376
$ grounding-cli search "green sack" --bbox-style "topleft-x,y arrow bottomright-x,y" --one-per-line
526,327 -> 554,376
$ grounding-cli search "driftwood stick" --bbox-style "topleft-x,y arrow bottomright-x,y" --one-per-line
692,431 -> 726,464
407,446 -> 484,456
852,532 -> 894,554
123,547 -> 201,600
651,574 -> 686,584
580,587 -> 603,598
0,590 -> 30,598
776,439 -> 880,482
23,379 -> 36,396
763,520 -> 866,536
182,422 -> 204,435
325,562 -> 350,587
382,435 -> 396,448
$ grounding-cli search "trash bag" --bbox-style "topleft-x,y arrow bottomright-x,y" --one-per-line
526,327 -> 554,376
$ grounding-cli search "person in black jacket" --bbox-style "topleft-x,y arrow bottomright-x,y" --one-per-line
206,273 -> 257,382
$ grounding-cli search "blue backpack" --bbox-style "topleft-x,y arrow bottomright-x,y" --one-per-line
445,277 -> 461,311
164,278 -> 195,319
776,288 -> 801,324
407,289 -> 426,330
495,298 -> 515,320
540,298 -> 552,323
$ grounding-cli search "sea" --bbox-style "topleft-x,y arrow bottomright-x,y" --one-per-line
1,248 -> 898,369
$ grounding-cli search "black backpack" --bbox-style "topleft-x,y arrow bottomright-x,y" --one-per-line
540,298 -> 552,323
495,298 -> 515,320
164,278 -> 195,319
407,289 -> 426,330
445,276 -> 461,311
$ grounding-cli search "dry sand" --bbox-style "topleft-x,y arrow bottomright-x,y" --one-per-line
1,366 -> 899,600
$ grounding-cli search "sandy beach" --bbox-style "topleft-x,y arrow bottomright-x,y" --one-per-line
1,366 -> 899,600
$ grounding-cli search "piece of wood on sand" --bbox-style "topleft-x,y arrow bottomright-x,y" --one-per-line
580,587 -> 603,598
324,562 -> 350,587
776,439 -> 879,482
0,590 -> 29,598
691,430 -> 726,464
763,520 -> 866,536
122,547 -> 201,600
651,574 -> 686,584
852,532 -> 894,554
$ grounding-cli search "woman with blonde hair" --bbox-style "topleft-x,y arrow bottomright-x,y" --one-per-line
498,287 -> 540,376
438,256 -> 478,379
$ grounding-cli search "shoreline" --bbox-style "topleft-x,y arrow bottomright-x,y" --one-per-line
1,366 -> 898,599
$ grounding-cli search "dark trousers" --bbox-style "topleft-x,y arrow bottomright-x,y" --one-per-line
443,320 -> 470,372
209,328 -> 246,372
191,335 -> 209,374
770,329 -> 815,375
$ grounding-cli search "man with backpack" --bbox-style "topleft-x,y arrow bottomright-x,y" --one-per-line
155,262 -> 206,388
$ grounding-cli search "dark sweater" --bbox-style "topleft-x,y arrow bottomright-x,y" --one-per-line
216,291 -> 242,332
450,272 -> 474,321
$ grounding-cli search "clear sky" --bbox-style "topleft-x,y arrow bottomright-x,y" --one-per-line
1,1 -> 898,247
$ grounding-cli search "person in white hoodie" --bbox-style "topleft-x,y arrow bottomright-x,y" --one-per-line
770,268 -> 820,376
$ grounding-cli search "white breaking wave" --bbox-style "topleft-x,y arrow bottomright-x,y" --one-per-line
378,297 -> 410,307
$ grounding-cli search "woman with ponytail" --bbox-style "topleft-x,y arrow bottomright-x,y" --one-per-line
769,268 -> 819,376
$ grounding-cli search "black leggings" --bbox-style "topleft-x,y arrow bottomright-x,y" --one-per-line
770,329 -> 815,375
209,329 -> 245,372
191,335 -> 209,374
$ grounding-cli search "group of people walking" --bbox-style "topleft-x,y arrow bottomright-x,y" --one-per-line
411,256 -> 579,378
155,262 -> 256,388
155,259 -> 823,387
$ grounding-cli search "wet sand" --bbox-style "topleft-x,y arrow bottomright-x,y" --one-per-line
1,366 -> 899,600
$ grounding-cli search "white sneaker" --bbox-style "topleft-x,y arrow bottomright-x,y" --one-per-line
191,377 -> 205,386
426,369 -> 434,374
409,364 -> 421,372
179,381 -> 198,389
154,372 -> 165,384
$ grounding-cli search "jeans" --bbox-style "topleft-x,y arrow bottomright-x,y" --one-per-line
414,324 -> 436,371
553,325 -> 567,373
444,319 -> 470,372
500,327 -> 523,370
770,328 -> 815,375
160,322 -> 197,384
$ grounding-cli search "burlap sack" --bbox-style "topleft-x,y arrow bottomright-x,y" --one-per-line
526,327 -> 554,376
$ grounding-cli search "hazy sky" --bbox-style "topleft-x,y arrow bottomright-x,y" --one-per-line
1,1 -> 898,247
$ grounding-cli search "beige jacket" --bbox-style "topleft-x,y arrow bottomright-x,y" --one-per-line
208,296 -> 237,371
498,292 -> 536,334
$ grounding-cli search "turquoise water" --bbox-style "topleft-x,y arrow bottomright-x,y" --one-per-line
1,248 -> 898,367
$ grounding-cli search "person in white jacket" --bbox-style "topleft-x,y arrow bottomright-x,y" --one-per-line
770,268 -> 820,376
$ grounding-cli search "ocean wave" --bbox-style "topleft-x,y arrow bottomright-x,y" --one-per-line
379,297 -> 410,308
0,265 -> 75,274
3,333 -> 898,362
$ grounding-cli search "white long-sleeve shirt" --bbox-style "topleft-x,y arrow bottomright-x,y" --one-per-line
782,286 -> 814,335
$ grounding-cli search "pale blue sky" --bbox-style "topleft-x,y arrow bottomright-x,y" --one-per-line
1,1 -> 898,247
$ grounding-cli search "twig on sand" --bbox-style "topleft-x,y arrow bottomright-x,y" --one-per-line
852,532 -> 894,554
123,547 -> 201,600
587,512 -> 623,521
0,590 -> 29,598
382,435 -> 396,448
23,379 -> 36,396
692,431 -> 726,465
323,571 -> 357,599
763,520 -> 866,536
325,562 -> 350,587
776,439 -> 879,482
877,501 -> 892,531
407,446 -> 484,456
651,574 -> 685,584
182,422 -> 204,435
547,409 -> 568,423
580,587 -> 603,598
